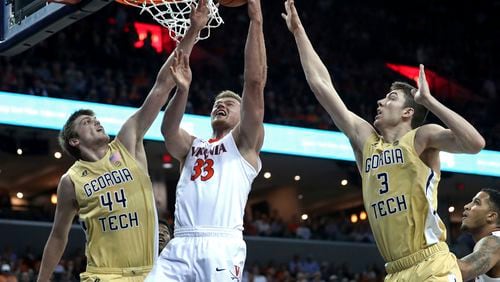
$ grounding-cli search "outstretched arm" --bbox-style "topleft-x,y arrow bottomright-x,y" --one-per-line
37,175 -> 78,282
162,50 -> 195,160
281,0 -> 374,155
117,0 -> 210,166
414,64 -> 485,154
458,235 -> 500,281
233,0 -> 266,169
160,0 -> 210,161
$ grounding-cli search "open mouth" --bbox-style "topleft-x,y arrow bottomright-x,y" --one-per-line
216,110 -> 227,117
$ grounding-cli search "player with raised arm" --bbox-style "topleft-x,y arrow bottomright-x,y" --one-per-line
282,0 -> 485,280
146,0 -> 266,280
37,3 -> 210,281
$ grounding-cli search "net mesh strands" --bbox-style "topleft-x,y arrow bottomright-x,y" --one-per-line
121,0 -> 223,42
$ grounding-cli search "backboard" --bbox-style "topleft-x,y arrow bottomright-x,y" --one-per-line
0,0 -> 113,56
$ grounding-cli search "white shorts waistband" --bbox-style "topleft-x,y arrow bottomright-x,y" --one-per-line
174,227 -> 243,239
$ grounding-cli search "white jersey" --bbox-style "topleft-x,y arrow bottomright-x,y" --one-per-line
174,132 -> 261,231
476,231 -> 500,282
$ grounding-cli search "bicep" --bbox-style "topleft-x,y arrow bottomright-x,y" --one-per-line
239,87 -> 265,152
116,116 -> 139,154
165,129 -> 194,161
416,124 -> 462,153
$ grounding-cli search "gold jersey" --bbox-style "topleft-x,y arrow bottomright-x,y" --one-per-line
361,129 -> 447,262
68,139 -> 158,269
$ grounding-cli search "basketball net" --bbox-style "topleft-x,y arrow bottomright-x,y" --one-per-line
122,0 -> 223,42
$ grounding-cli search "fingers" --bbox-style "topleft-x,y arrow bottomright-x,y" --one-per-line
198,0 -> 206,10
284,0 -> 290,14
418,64 -> 427,87
290,0 -> 297,15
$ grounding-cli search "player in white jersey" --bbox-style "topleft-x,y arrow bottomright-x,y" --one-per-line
459,188 -> 500,281
146,0 -> 266,281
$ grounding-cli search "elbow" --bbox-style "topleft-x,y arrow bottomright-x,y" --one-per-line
476,136 -> 486,151
244,79 -> 266,92
466,136 -> 486,154
244,67 -> 267,88
307,76 -> 329,94
161,126 -> 171,140
160,122 -> 171,139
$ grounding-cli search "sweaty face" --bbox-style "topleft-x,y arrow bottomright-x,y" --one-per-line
71,115 -> 109,146
373,90 -> 411,130
210,97 -> 241,129
461,191 -> 493,232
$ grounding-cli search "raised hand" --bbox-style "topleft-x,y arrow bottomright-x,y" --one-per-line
190,0 -> 210,30
413,64 -> 432,105
281,0 -> 302,33
169,50 -> 192,92
247,0 -> 263,22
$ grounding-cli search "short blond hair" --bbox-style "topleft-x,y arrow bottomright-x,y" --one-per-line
214,90 -> 241,103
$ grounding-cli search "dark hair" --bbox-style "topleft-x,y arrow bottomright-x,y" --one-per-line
390,82 -> 428,128
481,188 -> 500,224
58,109 -> 95,159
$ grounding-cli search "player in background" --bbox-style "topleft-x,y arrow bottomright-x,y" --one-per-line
459,188 -> 500,281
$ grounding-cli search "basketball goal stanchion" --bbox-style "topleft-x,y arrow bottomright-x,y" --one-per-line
116,0 -> 224,42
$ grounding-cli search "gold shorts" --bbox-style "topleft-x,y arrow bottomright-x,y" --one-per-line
384,242 -> 462,282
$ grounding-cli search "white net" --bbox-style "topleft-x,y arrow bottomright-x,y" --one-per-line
121,0 -> 223,42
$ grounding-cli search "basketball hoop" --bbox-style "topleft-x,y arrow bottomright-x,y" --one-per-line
117,0 -> 223,43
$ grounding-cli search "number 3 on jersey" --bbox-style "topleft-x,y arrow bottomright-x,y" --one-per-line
377,172 -> 389,194
191,158 -> 214,181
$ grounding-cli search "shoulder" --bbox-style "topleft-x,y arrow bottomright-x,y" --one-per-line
359,131 -> 379,151
60,172 -> 73,185
476,235 -> 500,252
57,173 -> 75,197
57,173 -> 78,209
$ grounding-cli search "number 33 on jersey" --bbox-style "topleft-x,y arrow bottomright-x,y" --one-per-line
189,140 -> 227,181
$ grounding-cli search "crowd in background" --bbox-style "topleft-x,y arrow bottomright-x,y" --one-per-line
0,0 -> 496,281
0,0 -> 499,150
0,244 -> 388,282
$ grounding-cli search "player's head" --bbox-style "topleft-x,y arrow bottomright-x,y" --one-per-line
461,188 -> 500,232
59,109 -> 109,159
374,82 -> 427,130
158,220 -> 172,252
211,90 -> 242,130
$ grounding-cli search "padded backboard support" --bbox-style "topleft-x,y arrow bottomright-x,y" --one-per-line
0,0 -> 113,56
